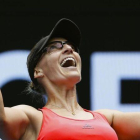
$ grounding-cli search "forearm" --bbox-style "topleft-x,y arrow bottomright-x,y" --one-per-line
0,90 -> 8,139
0,91 -> 29,140
0,90 -> 6,121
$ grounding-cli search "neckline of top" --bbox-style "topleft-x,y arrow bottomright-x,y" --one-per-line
43,107 -> 96,121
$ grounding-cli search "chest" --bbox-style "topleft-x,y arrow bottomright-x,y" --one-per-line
37,113 -> 118,140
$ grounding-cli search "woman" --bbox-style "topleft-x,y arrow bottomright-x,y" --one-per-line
0,18 -> 140,140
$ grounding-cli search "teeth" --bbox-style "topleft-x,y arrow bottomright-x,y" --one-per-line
61,57 -> 76,67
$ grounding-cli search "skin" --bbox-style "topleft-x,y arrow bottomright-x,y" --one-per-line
34,37 -> 83,114
0,37 -> 140,140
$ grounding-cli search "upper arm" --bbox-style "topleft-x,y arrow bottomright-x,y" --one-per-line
112,111 -> 140,140
1,105 -> 30,140
96,109 -> 140,140
97,109 -> 140,140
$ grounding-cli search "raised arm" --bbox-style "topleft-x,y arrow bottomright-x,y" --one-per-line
0,90 -> 5,121
0,90 -> 6,139
0,90 -> 29,140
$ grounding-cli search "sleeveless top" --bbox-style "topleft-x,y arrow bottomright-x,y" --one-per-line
37,107 -> 118,140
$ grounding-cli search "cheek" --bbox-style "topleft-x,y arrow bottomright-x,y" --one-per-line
44,63 -> 64,84
40,54 -> 60,78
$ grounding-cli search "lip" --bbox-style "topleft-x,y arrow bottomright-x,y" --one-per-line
61,66 -> 77,68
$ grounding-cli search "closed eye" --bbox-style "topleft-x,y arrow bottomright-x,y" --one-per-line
49,45 -> 58,50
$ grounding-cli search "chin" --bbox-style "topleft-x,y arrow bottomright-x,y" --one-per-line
66,74 -> 81,85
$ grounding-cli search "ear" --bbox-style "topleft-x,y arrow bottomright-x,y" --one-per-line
34,69 -> 44,79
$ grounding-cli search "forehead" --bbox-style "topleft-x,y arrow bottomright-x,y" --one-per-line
49,37 -> 67,43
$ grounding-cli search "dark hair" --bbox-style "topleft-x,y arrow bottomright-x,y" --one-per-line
25,81 -> 47,109
26,37 -> 48,109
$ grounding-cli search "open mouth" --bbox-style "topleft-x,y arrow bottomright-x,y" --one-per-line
60,57 -> 76,67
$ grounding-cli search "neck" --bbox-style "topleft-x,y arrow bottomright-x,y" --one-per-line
44,82 -> 82,115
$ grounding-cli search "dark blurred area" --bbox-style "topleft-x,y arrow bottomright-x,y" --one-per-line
1,1 -> 140,109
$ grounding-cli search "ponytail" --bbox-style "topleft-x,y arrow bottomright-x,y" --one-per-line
25,82 -> 47,109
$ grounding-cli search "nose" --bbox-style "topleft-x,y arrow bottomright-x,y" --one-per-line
62,44 -> 73,54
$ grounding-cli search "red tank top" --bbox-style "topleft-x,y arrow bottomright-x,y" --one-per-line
37,107 -> 118,140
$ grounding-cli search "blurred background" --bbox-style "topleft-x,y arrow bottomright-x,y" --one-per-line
0,0 -> 140,111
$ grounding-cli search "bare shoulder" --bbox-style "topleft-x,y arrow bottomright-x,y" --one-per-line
12,104 -> 42,116
12,105 -> 43,140
95,109 -> 140,139
12,104 -> 43,126
5,104 -> 42,122
3,105 -> 43,140
94,109 -> 121,125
